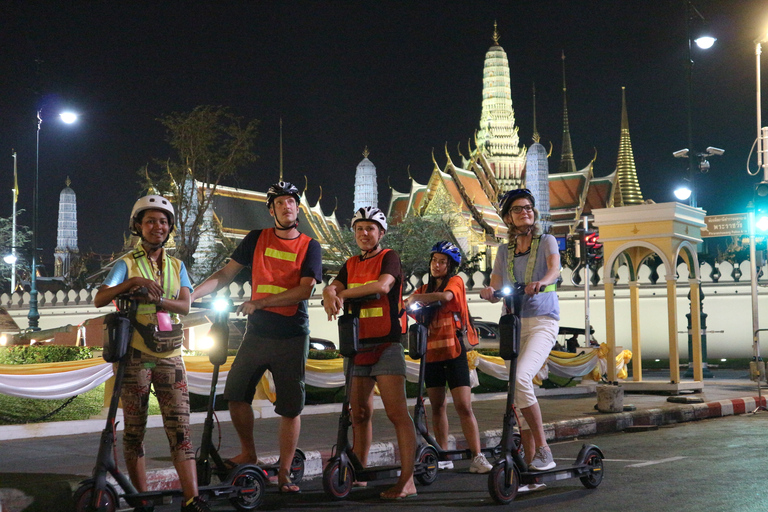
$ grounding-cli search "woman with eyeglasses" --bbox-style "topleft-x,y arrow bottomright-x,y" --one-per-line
480,189 -> 560,487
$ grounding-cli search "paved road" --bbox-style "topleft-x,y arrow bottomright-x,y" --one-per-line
113,412 -> 766,512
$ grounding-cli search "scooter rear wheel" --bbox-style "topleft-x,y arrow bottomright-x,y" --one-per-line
72,480 -> 118,512
488,461 -> 519,505
415,445 -> 439,485
322,457 -> 353,499
229,465 -> 267,511
290,450 -> 305,483
579,448 -> 604,489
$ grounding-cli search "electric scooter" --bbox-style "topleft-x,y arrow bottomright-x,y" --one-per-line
408,301 -> 502,467
487,283 -> 604,505
73,292 -> 267,512
322,294 -> 439,499
194,298 -> 306,487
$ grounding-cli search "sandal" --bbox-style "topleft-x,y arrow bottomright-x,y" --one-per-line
279,482 -> 301,494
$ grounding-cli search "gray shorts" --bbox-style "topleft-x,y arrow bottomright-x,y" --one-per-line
223,331 -> 309,418
347,342 -> 407,378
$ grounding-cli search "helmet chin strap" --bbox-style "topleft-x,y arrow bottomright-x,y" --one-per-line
274,217 -> 298,231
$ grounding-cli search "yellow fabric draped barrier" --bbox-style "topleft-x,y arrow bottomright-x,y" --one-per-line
0,344 -> 632,401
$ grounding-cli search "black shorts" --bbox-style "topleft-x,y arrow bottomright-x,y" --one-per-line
424,344 -> 470,390
223,330 -> 309,418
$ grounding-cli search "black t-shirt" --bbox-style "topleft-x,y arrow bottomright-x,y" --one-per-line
231,229 -> 323,337
336,250 -> 403,344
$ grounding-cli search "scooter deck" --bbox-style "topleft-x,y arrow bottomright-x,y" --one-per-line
519,463 -> 595,485
353,464 -> 402,481
123,481 -> 253,508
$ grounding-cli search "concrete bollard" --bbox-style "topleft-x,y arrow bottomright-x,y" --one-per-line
596,384 -> 624,413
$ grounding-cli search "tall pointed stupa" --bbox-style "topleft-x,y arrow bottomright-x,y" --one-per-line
476,21 -> 527,192
353,146 -> 378,211
54,177 -> 79,279
558,51 -> 577,174
614,87 -> 643,206
525,84 -> 551,232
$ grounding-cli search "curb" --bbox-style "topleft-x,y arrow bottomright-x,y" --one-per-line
131,395 -> 767,490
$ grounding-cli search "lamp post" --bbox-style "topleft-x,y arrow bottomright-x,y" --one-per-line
749,33 -> 768,389
28,110 -> 77,331
679,0 -> 716,378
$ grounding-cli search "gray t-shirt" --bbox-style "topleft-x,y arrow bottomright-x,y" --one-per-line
491,234 -> 560,320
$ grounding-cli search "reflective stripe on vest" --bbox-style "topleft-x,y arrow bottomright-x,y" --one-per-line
507,236 -> 556,292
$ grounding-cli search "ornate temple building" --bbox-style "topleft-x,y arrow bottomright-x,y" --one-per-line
54,178 -> 79,279
475,22 -> 527,192
353,147 -> 378,211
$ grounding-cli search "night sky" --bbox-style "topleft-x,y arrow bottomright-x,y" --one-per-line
1,1 -> 767,269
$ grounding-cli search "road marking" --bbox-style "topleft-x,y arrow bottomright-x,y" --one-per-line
625,456 -> 687,467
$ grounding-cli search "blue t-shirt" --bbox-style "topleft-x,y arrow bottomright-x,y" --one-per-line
102,259 -> 193,292
491,234 -> 560,320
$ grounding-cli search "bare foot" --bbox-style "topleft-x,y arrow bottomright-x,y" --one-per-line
352,481 -> 367,487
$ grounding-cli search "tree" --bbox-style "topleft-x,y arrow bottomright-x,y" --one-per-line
0,211 -> 32,293
142,105 -> 260,276
382,215 -> 453,278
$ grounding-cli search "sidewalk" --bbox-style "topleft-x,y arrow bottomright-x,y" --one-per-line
1,371 -> 766,511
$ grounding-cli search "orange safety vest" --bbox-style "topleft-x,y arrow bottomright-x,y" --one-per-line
414,275 -> 465,362
345,249 -> 406,341
251,228 -> 312,317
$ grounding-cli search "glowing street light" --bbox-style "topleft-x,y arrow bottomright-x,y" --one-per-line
29,109 -> 78,330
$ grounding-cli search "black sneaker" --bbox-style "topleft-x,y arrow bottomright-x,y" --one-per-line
180,496 -> 211,512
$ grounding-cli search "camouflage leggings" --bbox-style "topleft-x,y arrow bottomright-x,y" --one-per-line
121,349 -> 194,463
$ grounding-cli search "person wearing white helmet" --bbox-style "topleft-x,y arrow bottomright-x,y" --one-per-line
95,195 -> 209,512
322,207 -> 416,500
480,188 -> 561,483
191,181 -> 322,494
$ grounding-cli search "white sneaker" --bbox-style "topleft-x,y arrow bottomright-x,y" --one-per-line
529,446 -> 556,471
438,460 -> 454,470
518,483 -> 547,493
469,453 -> 493,474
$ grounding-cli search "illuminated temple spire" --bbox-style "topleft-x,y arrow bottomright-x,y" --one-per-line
354,146 -> 378,210
476,21 -> 527,192
558,51 -> 577,174
54,177 -> 79,279
525,83 -> 551,232
615,87 -> 644,205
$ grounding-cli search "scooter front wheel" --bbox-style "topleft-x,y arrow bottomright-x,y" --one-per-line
322,457 -> 353,499
488,461 -> 519,505
229,464 -> 267,511
579,447 -> 604,489
415,445 -> 439,485
72,480 -> 118,512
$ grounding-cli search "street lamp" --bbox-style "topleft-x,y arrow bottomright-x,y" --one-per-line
683,0 -> 717,209
29,110 -> 78,331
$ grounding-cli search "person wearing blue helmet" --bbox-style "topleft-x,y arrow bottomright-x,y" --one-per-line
404,241 -> 492,474
480,188 -> 560,481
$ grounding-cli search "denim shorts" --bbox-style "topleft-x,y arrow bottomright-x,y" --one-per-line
347,342 -> 406,378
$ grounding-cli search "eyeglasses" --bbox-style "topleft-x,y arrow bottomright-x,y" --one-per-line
509,205 -> 534,214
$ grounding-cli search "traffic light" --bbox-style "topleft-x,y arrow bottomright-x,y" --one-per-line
584,231 -> 603,265
755,181 -> 768,233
